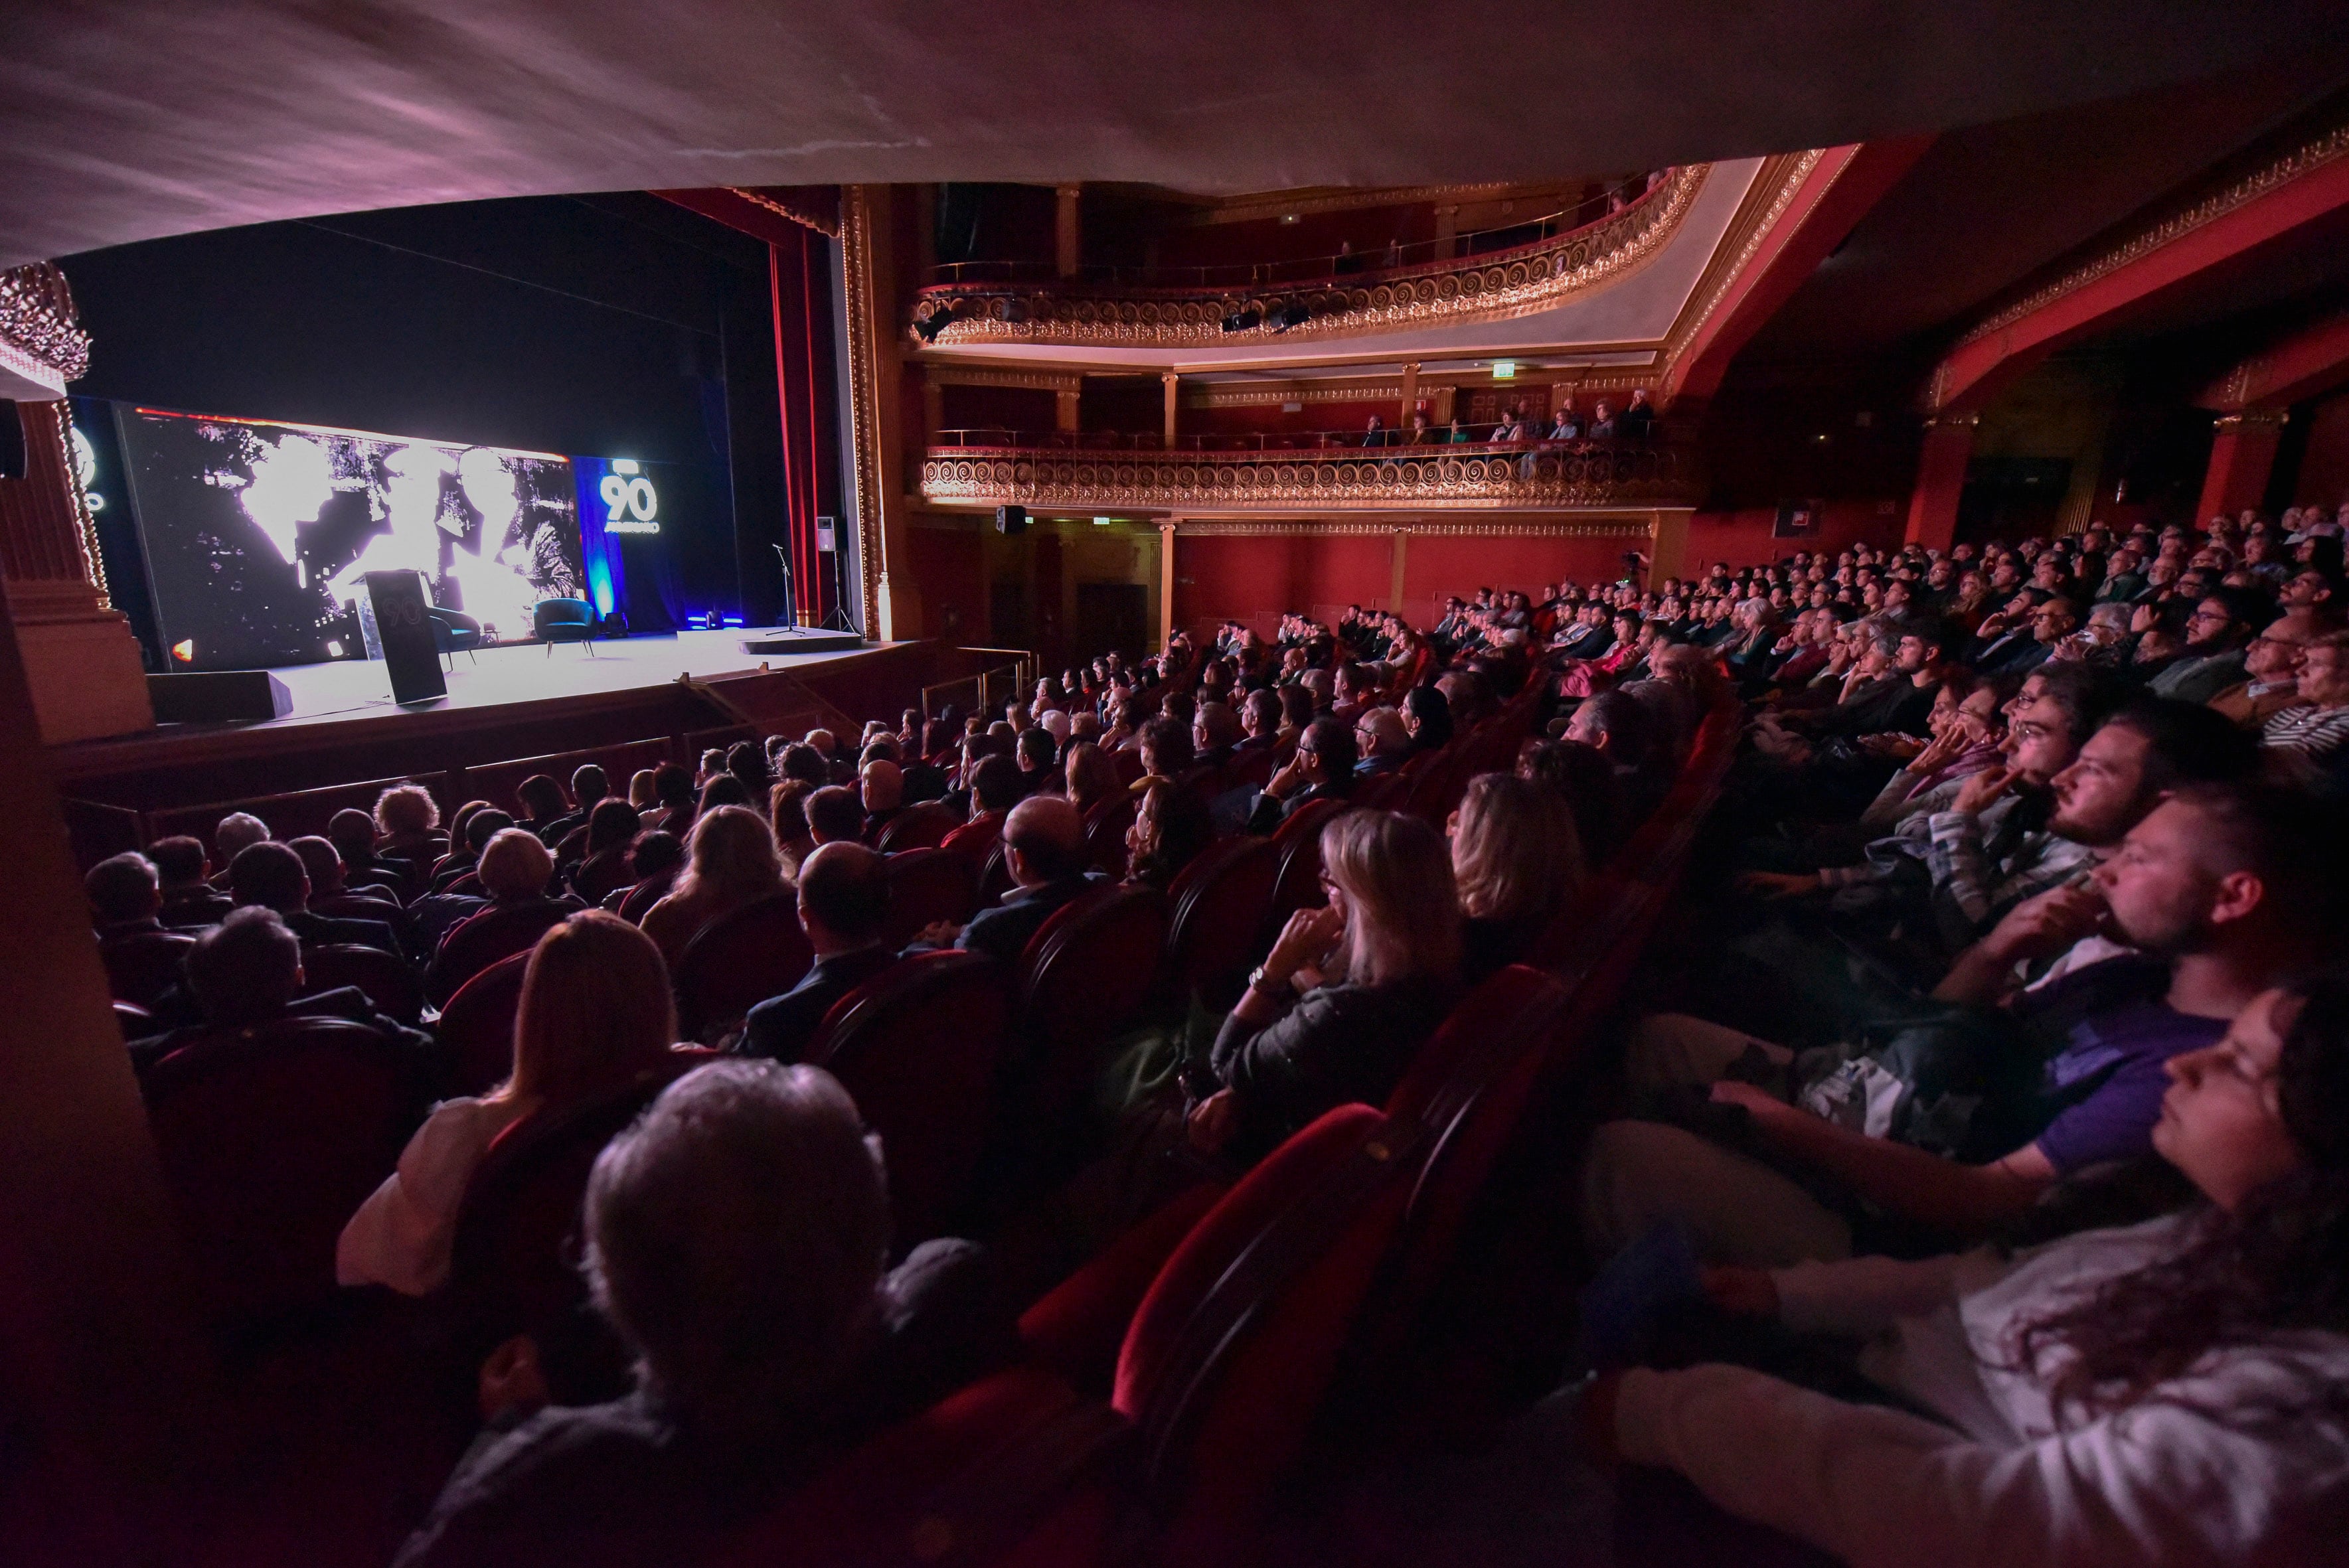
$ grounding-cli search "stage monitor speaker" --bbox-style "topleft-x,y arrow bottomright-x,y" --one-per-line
995,505 -> 1028,535
147,669 -> 293,724
815,514 -> 837,553
363,570 -> 449,705
0,403 -> 24,481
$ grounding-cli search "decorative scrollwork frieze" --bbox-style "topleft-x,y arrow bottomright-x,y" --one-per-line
919,443 -> 1695,512
908,167 -> 1706,350
0,263 -> 92,395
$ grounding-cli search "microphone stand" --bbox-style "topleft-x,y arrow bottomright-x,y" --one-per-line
770,542 -> 798,631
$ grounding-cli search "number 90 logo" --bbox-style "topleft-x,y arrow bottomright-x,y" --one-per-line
600,473 -> 658,524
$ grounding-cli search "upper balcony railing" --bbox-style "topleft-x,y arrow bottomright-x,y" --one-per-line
918,435 -> 1696,514
908,167 -> 1704,351
928,177 -> 1660,290
930,422 -> 1663,453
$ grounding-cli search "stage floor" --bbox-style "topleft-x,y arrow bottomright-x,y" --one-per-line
245,629 -> 893,732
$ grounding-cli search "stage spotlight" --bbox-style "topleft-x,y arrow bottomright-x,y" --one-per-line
1275,301 -> 1311,331
171,639 -> 195,663
1221,307 -> 1263,333
325,639 -> 344,657
915,309 -> 949,343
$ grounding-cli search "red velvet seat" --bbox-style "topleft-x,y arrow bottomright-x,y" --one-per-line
301,941 -> 426,1024
976,839 -> 1016,908
1351,769 -> 1410,811
881,847 -> 981,950
1267,798 -> 1345,924
615,864 -> 679,924
806,951 -> 1012,1247
940,812 -> 1004,864
1109,749 -> 1147,788
1014,882 -> 1169,1148
141,1016 -> 429,1322
1082,793 -> 1137,879
99,928 -> 196,1009
312,892 -> 405,923
447,1063 -> 691,1354
876,800 -> 961,853
1164,834 -> 1279,1010
442,871 -> 485,899
428,901 -> 572,1005
1111,1104 -> 1419,1565
436,948 -> 532,1096
673,891 -> 815,1040
114,999 -> 153,1036
1217,745 -> 1277,801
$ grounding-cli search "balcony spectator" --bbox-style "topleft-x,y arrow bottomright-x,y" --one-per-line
1617,387 -> 1657,439
1547,400 -> 1583,441
1588,400 -> 1618,438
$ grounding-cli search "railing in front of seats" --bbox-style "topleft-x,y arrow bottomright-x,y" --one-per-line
921,649 -> 1038,724
929,424 -> 1659,453
919,438 -> 1697,514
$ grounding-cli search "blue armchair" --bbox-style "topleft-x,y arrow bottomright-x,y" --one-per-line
532,597 -> 598,656
425,607 -> 483,670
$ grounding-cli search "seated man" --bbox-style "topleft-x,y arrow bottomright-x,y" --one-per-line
87,851 -> 167,941
325,809 -> 413,901
1246,715 -> 1357,834
147,835 -> 232,927
738,844 -> 901,1063
208,812 -> 271,889
916,795 -> 1102,964
228,840 -> 402,955
127,906 -> 432,1072
289,835 -> 420,955
1583,781 -> 2341,1267
1352,707 -> 1412,778
394,1061 -> 1011,1568
939,755 -> 1020,858
803,785 -> 868,849
858,759 -> 904,846
431,809 -> 516,894
1191,700 -> 1242,773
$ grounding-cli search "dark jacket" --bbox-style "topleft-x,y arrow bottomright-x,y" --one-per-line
129,985 -> 436,1075
949,874 -> 1105,965
1244,778 -> 1353,836
1205,975 -> 1459,1160
282,907 -> 404,956
738,947 -> 904,1063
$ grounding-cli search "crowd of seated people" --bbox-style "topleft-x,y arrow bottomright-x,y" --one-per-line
76,493 -> 2349,1565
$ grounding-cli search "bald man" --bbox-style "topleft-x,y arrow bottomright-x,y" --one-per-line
740,842 -> 903,1063
860,758 -> 906,844
912,794 -> 1103,963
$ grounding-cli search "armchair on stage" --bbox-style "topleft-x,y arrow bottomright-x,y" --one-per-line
425,607 -> 483,670
532,598 -> 598,657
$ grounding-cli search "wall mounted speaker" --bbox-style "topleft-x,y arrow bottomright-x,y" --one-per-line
995,505 -> 1028,536
0,403 -> 25,481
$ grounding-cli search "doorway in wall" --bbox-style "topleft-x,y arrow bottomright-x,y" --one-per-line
1073,582 -> 1149,667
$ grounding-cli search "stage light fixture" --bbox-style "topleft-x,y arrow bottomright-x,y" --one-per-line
1221,307 -> 1263,333
325,639 -> 343,657
171,639 -> 195,662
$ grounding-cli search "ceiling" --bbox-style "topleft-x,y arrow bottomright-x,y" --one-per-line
12,1 -> 2349,268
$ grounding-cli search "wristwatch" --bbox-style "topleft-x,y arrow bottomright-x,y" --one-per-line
1246,965 -> 1285,997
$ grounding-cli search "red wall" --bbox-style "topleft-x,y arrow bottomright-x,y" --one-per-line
1400,532 -> 1638,622
1685,503 -> 1905,571
937,384 -> 1056,439
903,523 -> 989,643
1173,532 -> 1392,637
2292,388 -> 2349,512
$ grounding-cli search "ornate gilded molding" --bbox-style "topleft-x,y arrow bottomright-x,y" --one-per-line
2212,410 -> 2289,431
724,186 -> 841,238
920,442 -> 1695,514
1953,121 -> 2349,353
1657,149 -> 1824,396
1173,518 -> 1657,538
924,364 -> 1084,394
1186,383 -> 1405,408
0,263 -> 92,398
1165,181 -> 1532,228
839,187 -> 886,634
909,167 -> 1704,350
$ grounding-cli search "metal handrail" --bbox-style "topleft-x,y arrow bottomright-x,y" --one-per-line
924,176 -> 1662,290
920,649 -> 1039,724
929,426 -> 1660,453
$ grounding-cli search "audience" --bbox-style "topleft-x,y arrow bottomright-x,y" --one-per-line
127,905 -> 431,1072
1450,773 -> 1586,980
738,842 -> 901,1063
229,840 -> 402,955
1125,779 -> 1213,890
639,806 -> 787,964
1246,714 -> 1357,832
918,795 -> 1101,963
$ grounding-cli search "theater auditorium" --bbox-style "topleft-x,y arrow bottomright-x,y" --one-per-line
7,7 -> 2349,1564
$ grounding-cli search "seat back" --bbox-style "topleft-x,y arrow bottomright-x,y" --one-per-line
1218,745 -> 1277,801
1113,1105 -> 1417,1563
100,929 -> 195,1009
447,1066 -> 687,1352
615,863 -> 680,924
976,840 -> 1016,907
1016,883 -> 1169,1138
142,1017 -> 427,1322
876,801 -> 961,854
430,901 -> 570,1004
312,892 -> 406,923
807,952 -> 1012,1247
673,891 -> 815,1040
1266,798 -> 1345,923
882,848 -> 981,950
532,597 -> 594,639
437,948 -> 532,1096
1163,835 -> 1280,1009
301,942 -> 425,1025
1082,793 -> 1137,879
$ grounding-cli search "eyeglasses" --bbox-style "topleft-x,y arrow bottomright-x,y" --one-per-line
2189,608 -> 2231,623
2010,719 -> 2055,743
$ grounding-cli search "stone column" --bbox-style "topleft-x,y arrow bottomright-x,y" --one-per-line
1055,185 -> 1082,279
1400,362 -> 1419,431
1388,525 -> 1410,613
1433,204 -> 1459,261
1648,509 -> 1691,581
1056,386 -> 1082,434
2194,411 -> 2287,524
1158,518 -> 1180,649
1903,412 -> 1979,552
1162,371 -> 1180,449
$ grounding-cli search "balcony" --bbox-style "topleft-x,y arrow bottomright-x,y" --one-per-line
918,437 -> 1697,515
908,168 -> 1704,351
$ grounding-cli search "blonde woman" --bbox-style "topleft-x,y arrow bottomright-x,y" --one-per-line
1449,772 -> 1586,980
1187,809 -> 1462,1162
337,912 -> 679,1295
1063,740 -> 1123,817
639,805 -> 786,963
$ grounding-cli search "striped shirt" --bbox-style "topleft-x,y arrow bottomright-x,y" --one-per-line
2261,702 -> 2349,761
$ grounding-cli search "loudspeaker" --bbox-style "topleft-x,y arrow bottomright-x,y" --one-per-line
148,670 -> 293,724
0,403 -> 25,481
363,570 -> 449,705
815,515 -> 837,552
995,505 -> 1028,536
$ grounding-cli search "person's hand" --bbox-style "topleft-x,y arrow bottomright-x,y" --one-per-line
913,918 -> 962,946
1263,756 -> 1304,801
1951,763 -> 2018,816
1903,728 -> 1963,776
1736,870 -> 1819,901
1263,903 -> 1344,981
1701,1266 -> 1780,1318
1981,882 -> 2108,967
1186,1088 -> 1242,1154
479,1333 -> 550,1424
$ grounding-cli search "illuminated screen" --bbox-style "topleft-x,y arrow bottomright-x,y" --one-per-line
118,407 -> 586,670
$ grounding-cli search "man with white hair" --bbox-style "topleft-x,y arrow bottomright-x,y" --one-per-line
208,812 -> 271,890
395,1061 -> 1011,1568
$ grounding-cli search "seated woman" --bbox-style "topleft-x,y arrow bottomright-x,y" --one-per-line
394,1061 -> 1011,1568
602,831 -> 685,915
639,805 -> 787,965
1063,740 -> 1121,817
426,830 -> 578,1001
1591,976 -> 2349,1565
339,911 -> 677,1296
768,779 -> 817,879
1519,738 -> 1627,866
1125,779 -> 1212,890
1450,773 -> 1585,981
1187,810 -> 1461,1163
1402,683 -> 1454,753
566,800 -> 642,907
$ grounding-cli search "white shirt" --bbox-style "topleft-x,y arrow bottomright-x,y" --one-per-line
336,1095 -> 534,1296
